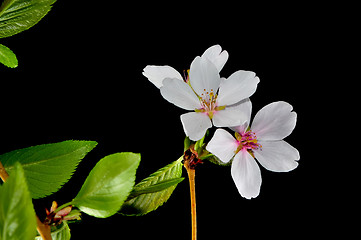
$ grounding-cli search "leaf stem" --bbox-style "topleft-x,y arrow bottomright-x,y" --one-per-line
0,161 -> 52,240
184,161 -> 197,240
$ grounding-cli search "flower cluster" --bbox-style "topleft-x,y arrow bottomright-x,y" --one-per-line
143,45 -> 299,199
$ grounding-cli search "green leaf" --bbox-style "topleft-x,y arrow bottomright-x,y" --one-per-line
127,177 -> 184,200
72,152 -> 141,218
35,222 -> 71,240
49,222 -> 70,240
184,136 -> 191,152
120,156 -> 183,216
1,140 -> 98,199
0,43 -> 17,67
0,0 -> 56,38
0,162 -> 37,240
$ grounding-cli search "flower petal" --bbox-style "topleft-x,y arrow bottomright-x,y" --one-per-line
201,45 -> 229,72
143,65 -> 183,88
229,98 -> 252,134
189,56 -> 221,97
217,70 -> 260,106
160,78 -> 201,110
251,101 -> 297,141
212,102 -> 248,128
181,112 -> 212,141
206,129 -> 238,163
254,140 -> 300,172
231,150 -> 262,199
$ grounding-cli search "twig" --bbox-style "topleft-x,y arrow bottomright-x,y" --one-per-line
36,216 -> 52,240
184,160 -> 197,240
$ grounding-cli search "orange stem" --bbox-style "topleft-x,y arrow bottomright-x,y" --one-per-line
36,216 -> 52,240
184,162 -> 197,240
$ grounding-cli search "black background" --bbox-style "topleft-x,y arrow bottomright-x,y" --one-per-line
1,1 -> 346,239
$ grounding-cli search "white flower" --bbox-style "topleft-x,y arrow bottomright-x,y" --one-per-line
206,100 -> 300,199
142,44 -> 229,89
162,56 -> 259,141
142,45 -> 259,141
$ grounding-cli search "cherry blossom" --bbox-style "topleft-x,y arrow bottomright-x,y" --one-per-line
160,57 -> 259,140
206,100 -> 300,199
143,45 -> 259,141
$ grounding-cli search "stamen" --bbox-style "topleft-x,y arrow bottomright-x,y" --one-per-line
235,129 -> 262,155
195,88 -> 225,119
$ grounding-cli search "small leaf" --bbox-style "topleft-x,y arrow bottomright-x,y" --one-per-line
2,140 -> 97,199
72,152 -> 141,218
0,43 -> 18,67
184,136 -> 191,152
127,177 -> 184,200
0,0 -> 57,38
120,156 -> 183,216
0,162 -> 37,240
35,222 -> 71,240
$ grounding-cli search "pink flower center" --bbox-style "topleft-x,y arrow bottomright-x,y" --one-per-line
235,130 -> 262,156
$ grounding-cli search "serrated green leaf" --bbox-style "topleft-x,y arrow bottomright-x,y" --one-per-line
72,152 -> 140,218
0,43 -> 17,67
1,140 -> 98,199
120,156 -> 183,216
35,222 -> 71,240
0,0 -> 56,38
0,162 -> 37,240
127,177 -> 184,200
